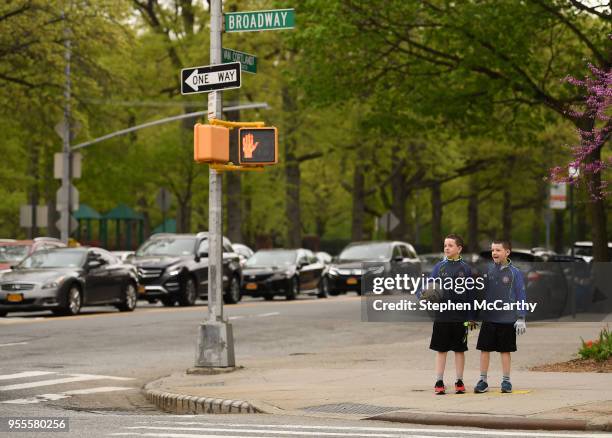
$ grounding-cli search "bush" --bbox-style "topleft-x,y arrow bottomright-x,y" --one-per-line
579,326 -> 612,362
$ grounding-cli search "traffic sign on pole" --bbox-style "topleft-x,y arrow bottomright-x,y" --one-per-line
180,62 -> 241,95
550,183 -> 567,210
378,211 -> 399,233
224,8 -> 295,32
56,184 -> 79,211
222,48 -> 257,74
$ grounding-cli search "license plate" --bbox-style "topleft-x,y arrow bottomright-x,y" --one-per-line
6,293 -> 23,303
346,277 -> 358,285
138,285 -> 146,294
246,282 -> 258,290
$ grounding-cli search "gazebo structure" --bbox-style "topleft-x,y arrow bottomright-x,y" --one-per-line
101,203 -> 145,250
73,203 -> 102,245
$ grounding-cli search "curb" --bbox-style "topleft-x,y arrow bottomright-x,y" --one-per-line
366,412 -> 612,432
144,388 -> 263,414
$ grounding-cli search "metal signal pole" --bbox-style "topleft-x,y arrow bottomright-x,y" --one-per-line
195,0 -> 235,368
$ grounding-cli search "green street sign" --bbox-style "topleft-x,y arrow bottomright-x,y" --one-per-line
222,48 -> 257,74
224,8 -> 295,33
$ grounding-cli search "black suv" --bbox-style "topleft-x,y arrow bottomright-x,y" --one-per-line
132,232 -> 242,306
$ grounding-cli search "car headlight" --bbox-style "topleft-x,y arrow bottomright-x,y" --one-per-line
167,269 -> 181,277
42,276 -> 65,289
328,267 -> 339,276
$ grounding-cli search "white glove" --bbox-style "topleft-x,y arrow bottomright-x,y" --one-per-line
514,318 -> 526,336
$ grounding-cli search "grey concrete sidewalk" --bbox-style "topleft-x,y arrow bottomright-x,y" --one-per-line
144,322 -> 612,431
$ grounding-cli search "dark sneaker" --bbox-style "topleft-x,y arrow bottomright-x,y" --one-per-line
455,379 -> 466,394
474,379 -> 489,393
434,380 -> 446,395
501,380 -> 513,393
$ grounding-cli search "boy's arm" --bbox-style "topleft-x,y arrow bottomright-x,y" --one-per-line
513,267 -> 527,319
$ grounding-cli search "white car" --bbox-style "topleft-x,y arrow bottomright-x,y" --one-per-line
569,241 -> 612,263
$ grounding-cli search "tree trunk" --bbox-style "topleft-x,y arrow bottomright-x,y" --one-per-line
351,164 -> 365,241
502,186 -> 512,242
282,85 -> 301,247
584,145 -> 609,261
467,178 -> 479,252
28,143 -> 40,238
553,210 -> 565,254
390,146 -> 407,240
225,102 -> 242,243
531,180 -> 547,247
430,182 -> 442,252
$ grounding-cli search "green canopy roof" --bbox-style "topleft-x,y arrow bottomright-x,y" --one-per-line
152,218 -> 176,234
103,203 -> 144,220
73,203 -> 101,220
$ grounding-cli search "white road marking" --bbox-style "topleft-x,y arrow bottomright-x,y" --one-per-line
135,421 -> 610,438
124,426 -> 402,437
1,386 -> 133,404
0,371 -> 56,381
0,373 -> 134,391
0,342 -> 28,347
228,316 -> 244,320
255,312 -> 280,317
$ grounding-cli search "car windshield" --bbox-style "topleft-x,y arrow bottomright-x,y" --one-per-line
339,243 -> 392,261
18,250 -> 85,269
246,250 -> 296,267
0,245 -> 30,263
136,237 -> 196,257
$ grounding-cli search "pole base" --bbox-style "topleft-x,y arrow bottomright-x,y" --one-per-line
195,321 -> 235,367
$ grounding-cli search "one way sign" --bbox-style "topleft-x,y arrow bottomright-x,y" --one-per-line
180,62 -> 241,95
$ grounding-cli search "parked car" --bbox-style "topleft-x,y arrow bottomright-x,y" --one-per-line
325,241 -> 421,295
569,241 -> 612,263
0,237 -> 65,271
232,243 -> 254,268
477,249 -> 569,319
111,251 -> 135,263
0,247 -> 139,317
242,248 -> 326,300
132,232 -> 242,306
315,251 -> 333,265
419,253 -> 444,276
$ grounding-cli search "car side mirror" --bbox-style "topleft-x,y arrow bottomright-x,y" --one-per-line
393,255 -> 404,262
199,252 -> 208,258
87,260 -> 103,269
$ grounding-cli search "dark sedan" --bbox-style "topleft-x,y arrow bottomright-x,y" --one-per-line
324,241 -> 422,295
241,249 -> 326,300
0,247 -> 139,317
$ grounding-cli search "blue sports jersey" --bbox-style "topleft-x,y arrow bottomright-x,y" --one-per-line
481,260 -> 527,323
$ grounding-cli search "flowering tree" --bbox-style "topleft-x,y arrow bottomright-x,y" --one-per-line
552,62 -> 612,199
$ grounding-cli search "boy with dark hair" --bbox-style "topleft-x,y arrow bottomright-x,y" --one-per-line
420,234 -> 474,395
475,239 -> 527,394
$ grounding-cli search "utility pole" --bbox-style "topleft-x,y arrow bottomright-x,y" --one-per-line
60,9 -> 72,244
195,0 -> 235,368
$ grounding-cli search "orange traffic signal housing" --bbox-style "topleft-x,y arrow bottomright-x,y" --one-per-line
194,123 -> 229,163
238,127 -> 278,166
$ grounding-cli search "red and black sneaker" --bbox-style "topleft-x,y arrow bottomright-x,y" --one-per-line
434,380 -> 446,395
455,379 -> 466,394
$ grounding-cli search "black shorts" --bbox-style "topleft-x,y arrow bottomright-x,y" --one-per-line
477,322 -> 517,352
429,321 -> 468,352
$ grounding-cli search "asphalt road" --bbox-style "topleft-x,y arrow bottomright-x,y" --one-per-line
1,294 -> 608,438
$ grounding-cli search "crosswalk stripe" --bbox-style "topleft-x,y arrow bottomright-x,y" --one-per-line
0,342 -> 28,347
125,426 -> 401,437
136,422 -> 608,438
1,386 -> 133,404
0,373 -> 134,391
0,371 -> 56,381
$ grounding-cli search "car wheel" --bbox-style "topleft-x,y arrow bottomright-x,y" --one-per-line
224,276 -> 242,304
55,285 -> 82,316
117,282 -> 137,312
161,297 -> 176,307
317,276 -> 329,298
0,311 -> 7,317
286,277 -> 299,300
263,293 -> 274,301
178,276 -> 197,306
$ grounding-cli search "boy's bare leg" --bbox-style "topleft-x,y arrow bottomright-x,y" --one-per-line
435,352 -> 447,380
455,352 -> 465,380
501,352 -> 511,376
480,351 -> 490,375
